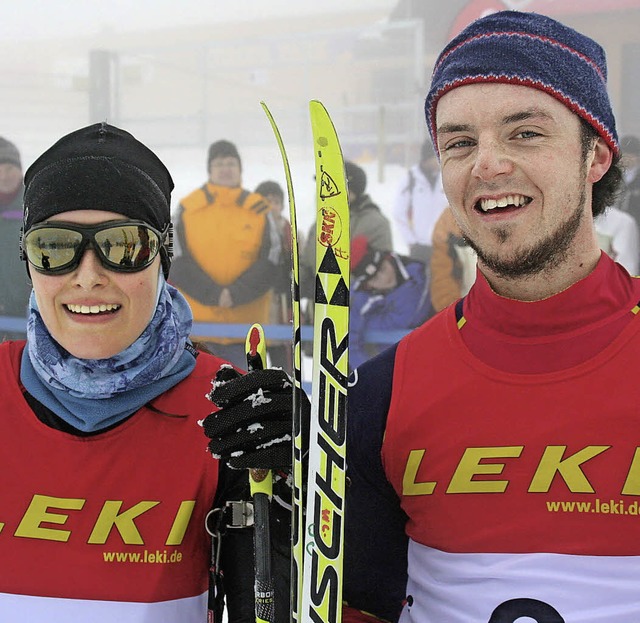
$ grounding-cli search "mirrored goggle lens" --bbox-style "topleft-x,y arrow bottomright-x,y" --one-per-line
24,223 -> 161,273
93,224 -> 160,269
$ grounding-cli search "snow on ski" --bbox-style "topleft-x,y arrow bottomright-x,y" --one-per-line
260,101 -> 305,623
301,99 -> 350,623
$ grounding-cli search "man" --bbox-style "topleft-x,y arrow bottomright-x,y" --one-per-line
392,139 -> 448,265
594,204 -> 639,275
300,160 -> 392,302
349,235 -> 430,369
202,10 -> 635,623
0,137 -> 31,339
255,179 -> 292,371
341,10 -> 630,622
299,160 -> 393,355
169,140 -> 279,369
618,134 -> 640,227
429,205 -> 478,312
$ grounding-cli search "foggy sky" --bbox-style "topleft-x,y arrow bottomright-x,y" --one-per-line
2,0 -> 397,41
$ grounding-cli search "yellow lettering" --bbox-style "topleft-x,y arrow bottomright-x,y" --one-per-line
622,448 -> 640,495
88,500 -> 159,545
402,449 -> 436,496
166,500 -> 196,545
529,445 -> 609,493
14,495 -> 85,542
447,447 -> 523,493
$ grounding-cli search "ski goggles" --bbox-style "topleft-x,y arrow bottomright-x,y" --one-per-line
21,220 -> 172,275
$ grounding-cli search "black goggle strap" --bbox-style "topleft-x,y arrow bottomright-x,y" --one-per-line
163,222 -> 174,260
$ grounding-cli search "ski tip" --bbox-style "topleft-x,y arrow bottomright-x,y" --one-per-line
309,99 -> 327,111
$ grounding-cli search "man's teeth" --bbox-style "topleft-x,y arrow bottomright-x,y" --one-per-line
479,195 -> 529,212
66,303 -> 120,314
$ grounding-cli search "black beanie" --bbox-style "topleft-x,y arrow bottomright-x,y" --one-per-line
207,139 -> 241,170
255,180 -> 284,202
23,122 -> 173,233
23,122 -> 174,277
0,137 -> 21,168
345,161 -> 367,199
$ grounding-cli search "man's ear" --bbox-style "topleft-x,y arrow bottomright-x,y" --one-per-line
587,137 -> 614,184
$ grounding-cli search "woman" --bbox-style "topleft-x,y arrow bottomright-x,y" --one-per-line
0,123 -> 288,622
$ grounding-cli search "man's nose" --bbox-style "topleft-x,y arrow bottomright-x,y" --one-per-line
471,139 -> 514,181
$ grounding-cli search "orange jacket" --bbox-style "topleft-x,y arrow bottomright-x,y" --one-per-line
170,183 -> 275,338
430,206 -> 477,312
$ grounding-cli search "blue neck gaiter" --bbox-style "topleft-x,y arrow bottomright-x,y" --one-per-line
21,274 -> 197,432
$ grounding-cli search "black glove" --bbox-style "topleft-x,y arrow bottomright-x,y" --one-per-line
204,364 -> 309,470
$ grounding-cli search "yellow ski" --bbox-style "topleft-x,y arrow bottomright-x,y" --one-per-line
260,101 -> 305,623
301,100 -> 350,623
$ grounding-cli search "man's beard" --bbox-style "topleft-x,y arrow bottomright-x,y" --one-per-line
463,187 -> 587,280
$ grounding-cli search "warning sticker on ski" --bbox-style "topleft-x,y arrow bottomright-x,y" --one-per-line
301,100 -> 350,623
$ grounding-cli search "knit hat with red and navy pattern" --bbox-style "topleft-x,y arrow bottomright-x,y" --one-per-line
425,10 -> 619,156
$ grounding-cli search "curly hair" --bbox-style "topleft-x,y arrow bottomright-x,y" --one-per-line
580,120 -> 624,217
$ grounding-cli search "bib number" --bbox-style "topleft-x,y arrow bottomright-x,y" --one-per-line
489,598 -> 565,623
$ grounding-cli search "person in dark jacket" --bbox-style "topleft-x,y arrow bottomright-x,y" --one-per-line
255,179 -> 293,371
0,137 -> 31,340
300,160 -> 393,323
618,135 -> 640,230
349,235 -> 431,369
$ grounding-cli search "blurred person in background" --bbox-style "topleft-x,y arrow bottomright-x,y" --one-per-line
429,205 -> 478,312
300,160 -> 392,356
0,137 -> 31,340
618,134 -> 640,228
255,179 -> 293,371
392,139 -> 448,266
170,140 -> 280,370
340,160 -> 393,254
594,204 -> 639,275
349,234 -> 431,369
300,159 -> 392,304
